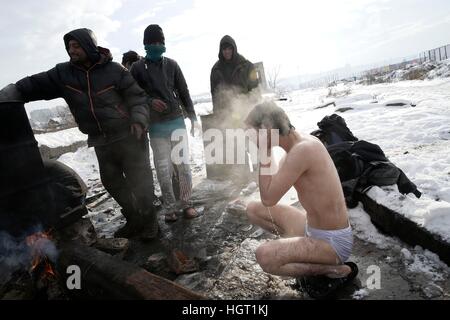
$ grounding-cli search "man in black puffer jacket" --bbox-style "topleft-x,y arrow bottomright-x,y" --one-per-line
0,28 -> 158,239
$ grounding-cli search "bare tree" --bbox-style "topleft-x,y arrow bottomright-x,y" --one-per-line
267,65 -> 281,92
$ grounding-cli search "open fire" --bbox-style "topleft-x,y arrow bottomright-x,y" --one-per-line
25,230 -> 58,280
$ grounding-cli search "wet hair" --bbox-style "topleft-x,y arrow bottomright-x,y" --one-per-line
245,101 -> 295,136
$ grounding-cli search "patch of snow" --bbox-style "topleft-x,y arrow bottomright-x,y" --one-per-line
35,127 -> 86,148
367,186 -> 450,242
352,289 -> 369,300
57,146 -> 99,187
401,248 -> 413,262
406,249 -> 446,281
348,204 -> 399,250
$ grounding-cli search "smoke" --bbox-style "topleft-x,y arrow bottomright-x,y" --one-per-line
194,87 -> 274,182
0,225 -> 58,272
0,231 -> 30,270
213,86 -> 264,128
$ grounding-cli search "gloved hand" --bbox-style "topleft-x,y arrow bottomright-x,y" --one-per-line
0,84 -> 24,102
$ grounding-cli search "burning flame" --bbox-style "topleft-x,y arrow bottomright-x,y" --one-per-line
25,230 -> 57,278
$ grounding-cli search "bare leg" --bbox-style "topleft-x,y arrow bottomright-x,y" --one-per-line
247,201 -> 352,278
255,236 -> 351,278
246,201 -> 306,238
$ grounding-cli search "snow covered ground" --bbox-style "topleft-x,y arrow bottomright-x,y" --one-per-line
268,79 -> 450,242
35,127 -> 86,148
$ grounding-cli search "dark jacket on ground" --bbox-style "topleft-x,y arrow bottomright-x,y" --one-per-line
313,114 -> 359,146
210,35 -> 259,114
130,57 -> 197,124
312,114 -> 421,208
15,29 -> 149,147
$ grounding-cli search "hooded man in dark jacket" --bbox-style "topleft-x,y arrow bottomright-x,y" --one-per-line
210,35 -> 260,118
0,28 -> 158,239
206,35 -> 260,183
130,24 -> 199,222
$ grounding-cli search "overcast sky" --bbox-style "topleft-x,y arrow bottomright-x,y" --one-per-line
2,0 -> 450,109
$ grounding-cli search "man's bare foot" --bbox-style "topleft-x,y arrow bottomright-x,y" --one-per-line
183,207 -> 198,219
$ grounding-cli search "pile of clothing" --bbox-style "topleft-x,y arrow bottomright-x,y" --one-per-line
311,114 -> 422,208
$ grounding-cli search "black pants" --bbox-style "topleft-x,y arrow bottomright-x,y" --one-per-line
95,134 -> 155,215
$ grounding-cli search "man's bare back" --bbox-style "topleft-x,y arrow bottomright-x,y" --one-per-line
285,134 -> 349,231
257,132 -> 348,231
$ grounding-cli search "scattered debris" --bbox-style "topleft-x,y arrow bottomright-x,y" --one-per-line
336,107 -> 354,113
142,253 -> 168,275
249,228 -> 265,239
168,249 -> 199,275
93,238 -> 129,255
423,283 -> 444,299
384,99 -> 416,107
315,101 -> 336,109
352,289 -> 369,300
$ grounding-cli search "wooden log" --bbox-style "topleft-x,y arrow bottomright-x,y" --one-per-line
57,242 -> 204,300
357,192 -> 450,266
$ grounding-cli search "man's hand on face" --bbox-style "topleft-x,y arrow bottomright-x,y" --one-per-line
130,123 -> 144,140
151,99 -> 168,112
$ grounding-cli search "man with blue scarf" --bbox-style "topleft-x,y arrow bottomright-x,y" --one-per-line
130,24 -> 199,222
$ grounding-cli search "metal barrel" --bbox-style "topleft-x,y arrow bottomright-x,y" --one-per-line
0,101 -> 86,236
0,101 -> 48,198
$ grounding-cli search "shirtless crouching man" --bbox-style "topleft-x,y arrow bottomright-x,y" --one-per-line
244,101 -> 358,299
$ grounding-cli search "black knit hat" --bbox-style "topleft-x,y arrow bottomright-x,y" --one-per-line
143,24 -> 165,45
